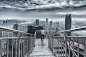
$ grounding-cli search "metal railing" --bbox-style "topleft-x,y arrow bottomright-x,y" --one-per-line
48,26 -> 86,57
0,26 -> 36,57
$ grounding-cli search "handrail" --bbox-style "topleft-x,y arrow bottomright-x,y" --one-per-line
54,36 -> 86,38
48,26 -> 86,57
0,26 -> 33,35
0,37 -> 30,40
0,26 -> 36,57
60,26 -> 86,33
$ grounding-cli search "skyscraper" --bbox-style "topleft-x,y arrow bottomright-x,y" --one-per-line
46,18 -> 48,25
13,24 -> 18,36
36,19 -> 39,25
46,18 -> 48,30
50,21 -> 52,30
65,14 -> 71,36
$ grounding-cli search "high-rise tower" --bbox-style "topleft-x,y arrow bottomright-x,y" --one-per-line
36,19 -> 39,25
65,14 -> 71,36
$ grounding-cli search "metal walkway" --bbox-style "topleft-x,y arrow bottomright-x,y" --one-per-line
29,39 -> 55,57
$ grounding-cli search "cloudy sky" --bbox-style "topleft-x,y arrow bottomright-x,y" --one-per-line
0,0 -> 86,21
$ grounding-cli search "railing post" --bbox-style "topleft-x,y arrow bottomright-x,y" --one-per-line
65,32 -> 67,57
12,39 -> 14,57
61,37 -> 62,57
48,35 -> 49,47
73,37 -> 74,57
48,35 -> 50,48
50,35 -> 52,49
34,35 -> 35,46
85,38 -> 86,57
30,35 -> 33,54
27,38 -> 28,54
21,39 -> 23,57
7,39 -> 9,57
69,38 -> 70,57
30,35 -> 32,53
25,39 -> 26,55
28,38 -> 29,53
18,33 -> 20,57
15,39 -> 17,57
63,37 -> 65,57
78,38 -> 79,57
23,39 -> 25,56
52,34 -> 54,52
0,40 -> 1,57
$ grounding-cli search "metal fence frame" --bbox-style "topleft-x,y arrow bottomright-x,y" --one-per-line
48,26 -> 86,57
0,26 -> 36,57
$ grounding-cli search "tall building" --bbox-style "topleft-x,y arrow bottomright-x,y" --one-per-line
46,18 -> 48,30
46,18 -> 48,25
13,24 -> 18,36
50,21 -> 52,30
36,19 -> 39,25
56,22 -> 59,31
65,14 -> 71,36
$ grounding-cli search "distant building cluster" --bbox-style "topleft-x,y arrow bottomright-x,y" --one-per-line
33,18 -> 64,32
0,19 -> 26,37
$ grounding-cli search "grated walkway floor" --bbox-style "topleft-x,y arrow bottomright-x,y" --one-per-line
29,39 -> 55,57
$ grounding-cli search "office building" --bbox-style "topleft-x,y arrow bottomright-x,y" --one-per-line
46,18 -> 48,25
50,21 -> 52,30
46,18 -> 48,30
65,14 -> 71,36
36,19 -> 39,25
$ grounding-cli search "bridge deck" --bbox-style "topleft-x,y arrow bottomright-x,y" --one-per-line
29,38 -> 55,57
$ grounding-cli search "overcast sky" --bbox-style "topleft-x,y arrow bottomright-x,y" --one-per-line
0,1 -> 86,22
0,9 -> 86,22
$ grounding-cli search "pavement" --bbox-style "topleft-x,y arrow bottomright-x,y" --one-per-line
29,39 -> 55,57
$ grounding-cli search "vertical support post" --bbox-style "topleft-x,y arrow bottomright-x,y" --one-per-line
49,35 -> 50,48
52,34 -> 54,52
12,39 -> 14,57
21,39 -> 22,57
31,35 -> 32,50
7,39 -> 9,57
85,38 -> 86,57
48,35 -> 50,48
63,37 -> 64,57
61,37 -> 62,57
65,32 -> 67,57
28,38 -> 29,52
15,39 -> 17,57
23,39 -> 25,57
0,40 -> 1,57
32,37 -> 33,47
26,38 -> 27,54
58,38 -> 59,47
50,35 -> 52,49
31,35 -> 33,54
27,38 -> 28,54
18,33 -> 20,57
73,38 -> 74,57
25,39 -> 26,55
69,38 -> 70,57
33,34 -> 35,47
78,38 -> 79,57
48,35 -> 49,47
32,37 -> 34,45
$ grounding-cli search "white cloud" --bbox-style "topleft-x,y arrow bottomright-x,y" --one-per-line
55,11 -> 86,15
